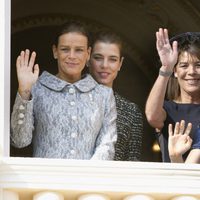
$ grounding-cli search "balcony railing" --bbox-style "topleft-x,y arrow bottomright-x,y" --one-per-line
1,0 -> 200,199
1,157 -> 200,200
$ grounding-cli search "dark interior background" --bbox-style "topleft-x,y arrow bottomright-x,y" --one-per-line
10,0 -> 200,162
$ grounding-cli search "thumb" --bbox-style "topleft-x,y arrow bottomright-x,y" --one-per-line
33,64 -> 40,77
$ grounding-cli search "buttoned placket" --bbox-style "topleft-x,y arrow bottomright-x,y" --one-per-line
67,86 -> 78,158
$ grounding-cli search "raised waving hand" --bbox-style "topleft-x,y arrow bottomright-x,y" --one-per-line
168,120 -> 193,163
156,28 -> 178,71
16,49 -> 39,100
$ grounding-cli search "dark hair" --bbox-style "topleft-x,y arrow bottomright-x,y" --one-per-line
91,29 -> 124,58
170,32 -> 200,60
54,20 -> 91,47
166,32 -> 200,100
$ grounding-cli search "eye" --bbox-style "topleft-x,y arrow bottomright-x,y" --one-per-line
196,63 -> 200,68
76,48 -> 84,52
61,48 -> 70,52
109,58 -> 118,62
179,63 -> 188,68
93,56 -> 103,61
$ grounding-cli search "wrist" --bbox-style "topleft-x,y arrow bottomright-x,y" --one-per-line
18,88 -> 31,100
159,66 -> 173,77
169,154 -> 184,163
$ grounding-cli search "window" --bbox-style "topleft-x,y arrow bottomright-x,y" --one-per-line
0,0 -> 10,157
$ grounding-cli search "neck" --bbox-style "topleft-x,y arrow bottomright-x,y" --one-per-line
106,82 -> 113,88
176,92 -> 200,104
56,73 -> 81,83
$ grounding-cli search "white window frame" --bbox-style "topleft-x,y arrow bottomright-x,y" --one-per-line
0,0 -> 10,157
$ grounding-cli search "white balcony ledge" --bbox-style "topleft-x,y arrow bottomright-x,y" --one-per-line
0,157 -> 200,200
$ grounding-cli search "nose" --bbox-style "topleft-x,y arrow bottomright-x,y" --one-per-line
101,59 -> 109,69
188,65 -> 197,74
69,49 -> 76,59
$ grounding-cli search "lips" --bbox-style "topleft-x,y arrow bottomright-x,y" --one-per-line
186,79 -> 200,85
98,72 -> 110,78
66,62 -> 78,67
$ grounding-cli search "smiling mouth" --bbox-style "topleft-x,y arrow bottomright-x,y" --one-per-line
186,79 -> 200,85
66,62 -> 78,66
99,72 -> 110,78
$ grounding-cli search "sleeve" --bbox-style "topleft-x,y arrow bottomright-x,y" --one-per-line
191,127 -> 200,149
10,92 -> 34,148
91,88 -> 117,160
155,100 -> 172,162
127,104 -> 143,161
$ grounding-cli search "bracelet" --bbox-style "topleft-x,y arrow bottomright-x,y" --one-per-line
159,69 -> 173,77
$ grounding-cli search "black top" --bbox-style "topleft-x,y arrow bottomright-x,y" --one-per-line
157,100 -> 200,162
114,92 -> 143,161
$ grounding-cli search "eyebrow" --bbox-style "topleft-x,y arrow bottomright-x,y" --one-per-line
178,62 -> 188,64
59,45 -> 86,48
92,53 -> 119,58
92,53 -> 103,56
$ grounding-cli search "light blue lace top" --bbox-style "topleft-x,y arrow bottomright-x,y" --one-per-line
11,71 -> 117,160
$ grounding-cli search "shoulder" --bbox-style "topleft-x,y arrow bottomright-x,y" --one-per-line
35,71 -> 66,91
98,84 -> 113,94
81,74 -> 113,94
114,92 -> 141,113
163,100 -> 175,108
97,85 -> 114,103
82,75 -> 114,102
38,71 -> 56,83
92,79 -> 113,96
164,100 -> 200,110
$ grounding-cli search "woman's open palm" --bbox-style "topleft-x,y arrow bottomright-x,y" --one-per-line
16,49 -> 39,93
168,121 -> 193,157
156,28 -> 178,70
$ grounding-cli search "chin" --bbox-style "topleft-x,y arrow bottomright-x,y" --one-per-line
103,80 -> 110,85
187,89 -> 200,95
96,78 -> 106,85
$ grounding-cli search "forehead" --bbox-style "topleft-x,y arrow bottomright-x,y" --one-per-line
92,42 -> 120,56
58,32 -> 88,45
178,51 -> 200,62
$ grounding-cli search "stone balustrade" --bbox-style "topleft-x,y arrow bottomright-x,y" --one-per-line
2,190 -> 200,200
1,157 -> 200,200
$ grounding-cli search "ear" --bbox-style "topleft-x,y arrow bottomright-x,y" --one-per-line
174,67 -> 178,78
87,47 -> 91,62
86,60 -> 90,67
118,57 -> 124,71
52,45 -> 58,59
